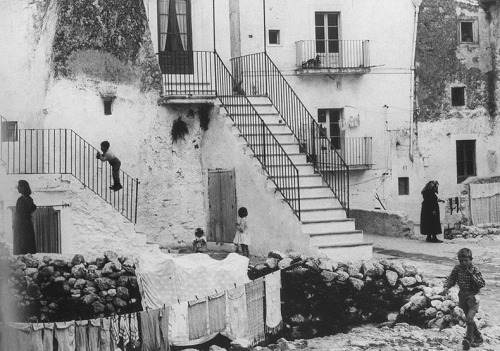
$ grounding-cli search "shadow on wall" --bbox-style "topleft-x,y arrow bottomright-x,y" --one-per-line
350,209 -> 415,238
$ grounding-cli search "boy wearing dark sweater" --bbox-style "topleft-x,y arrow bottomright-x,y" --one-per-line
96,141 -> 122,191
441,248 -> 485,350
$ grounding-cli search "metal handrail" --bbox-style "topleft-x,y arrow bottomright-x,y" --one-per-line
230,52 -> 350,213
0,123 -> 139,223
212,52 -> 302,219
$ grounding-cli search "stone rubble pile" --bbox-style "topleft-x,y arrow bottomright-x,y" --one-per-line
399,285 -> 487,330
444,223 -> 500,240
248,251 -> 429,340
1,250 -> 142,322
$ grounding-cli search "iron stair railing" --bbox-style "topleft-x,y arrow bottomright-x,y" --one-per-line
230,52 -> 350,214
212,52 -> 302,219
0,117 -> 139,223
152,50 -> 302,219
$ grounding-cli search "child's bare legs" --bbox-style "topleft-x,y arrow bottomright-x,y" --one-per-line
241,244 -> 249,257
460,292 -> 481,349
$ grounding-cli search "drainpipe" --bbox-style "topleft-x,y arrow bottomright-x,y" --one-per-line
409,0 -> 422,163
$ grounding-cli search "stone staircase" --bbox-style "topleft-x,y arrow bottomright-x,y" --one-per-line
247,96 -> 372,261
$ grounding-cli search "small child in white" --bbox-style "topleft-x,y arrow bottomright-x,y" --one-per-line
96,141 -> 122,191
192,228 -> 207,253
233,207 -> 250,257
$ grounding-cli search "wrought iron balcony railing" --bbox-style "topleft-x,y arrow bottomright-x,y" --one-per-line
296,40 -> 370,72
322,137 -> 373,169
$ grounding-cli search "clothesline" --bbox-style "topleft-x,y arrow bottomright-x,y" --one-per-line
0,269 -> 282,350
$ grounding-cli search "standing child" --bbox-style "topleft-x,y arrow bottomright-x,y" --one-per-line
440,248 -> 485,350
192,228 -> 207,253
96,141 -> 122,191
233,207 -> 250,257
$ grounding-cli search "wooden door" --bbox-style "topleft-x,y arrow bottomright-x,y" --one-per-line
10,206 -> 61,253
208,169 -> 237,243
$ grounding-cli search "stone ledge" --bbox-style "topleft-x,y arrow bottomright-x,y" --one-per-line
350,208 -> 414,238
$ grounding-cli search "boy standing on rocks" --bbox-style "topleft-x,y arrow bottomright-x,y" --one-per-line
441,248 -> 485,350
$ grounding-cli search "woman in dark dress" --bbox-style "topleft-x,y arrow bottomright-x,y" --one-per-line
420,180 -> 445,243
13,180 -> 37,255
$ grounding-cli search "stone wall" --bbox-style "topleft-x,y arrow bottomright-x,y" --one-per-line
350,209 -> 415,238
248,251 -> 428,339
0,251 -> 141,323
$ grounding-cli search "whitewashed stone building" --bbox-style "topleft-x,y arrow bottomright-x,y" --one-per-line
2,0 -> 450,260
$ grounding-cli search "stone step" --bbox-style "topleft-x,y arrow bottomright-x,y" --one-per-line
300,207 -> 346,221
264,163 -> 315,175
300,196 -> 339,209
302,218 -> 356,234
314,242 -> 374,262
279,143 -> 301,154
308,230 -> 364,246
254,152 -> 307,165
281,185 -> 333,198
298,174 -> 324,187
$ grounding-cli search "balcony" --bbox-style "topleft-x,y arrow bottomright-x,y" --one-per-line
295,40 -> 370,75
318,137 -> 373,170
158,51 -> 218,105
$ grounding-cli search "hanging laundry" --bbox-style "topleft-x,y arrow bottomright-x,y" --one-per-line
110,315 -> 120,351
1,322 -> 32,350
55,321 -> 75,351
265,270 -> 283,334
31,323 -> 44,351
159,307 -> 170,351
455,196 -> 460,213
118,314 -> 130,347
43,323 -> 55,351
76,320 -> 89,351
139,308 -> 162,350
129,313 -> 140,349
245,277 -> 265,345
168,302 -> 189,344
188,298 -> 208,340
88,319 -> 101,351
449,198 -> 454,215
208,291 -> 226,334
226,285 -> 247,339
99,317 -> 111,351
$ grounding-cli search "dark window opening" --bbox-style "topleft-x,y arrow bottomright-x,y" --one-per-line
318,110 -> 327,123
456,140 -> 476,183
451,87 -> 465,106
158,0 -> 193,74
398,177 -> 409,195
104,100 -> 113,115
460,22 -> 474,43
1,121 -> 18,142
315,12 -> 339,54
318,108 -> 342,149
269,30 -> 280,45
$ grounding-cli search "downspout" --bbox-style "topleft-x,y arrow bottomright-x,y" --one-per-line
409,0 -> 422,163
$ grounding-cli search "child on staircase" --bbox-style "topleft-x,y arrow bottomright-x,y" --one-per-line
96,141 -> 122,191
